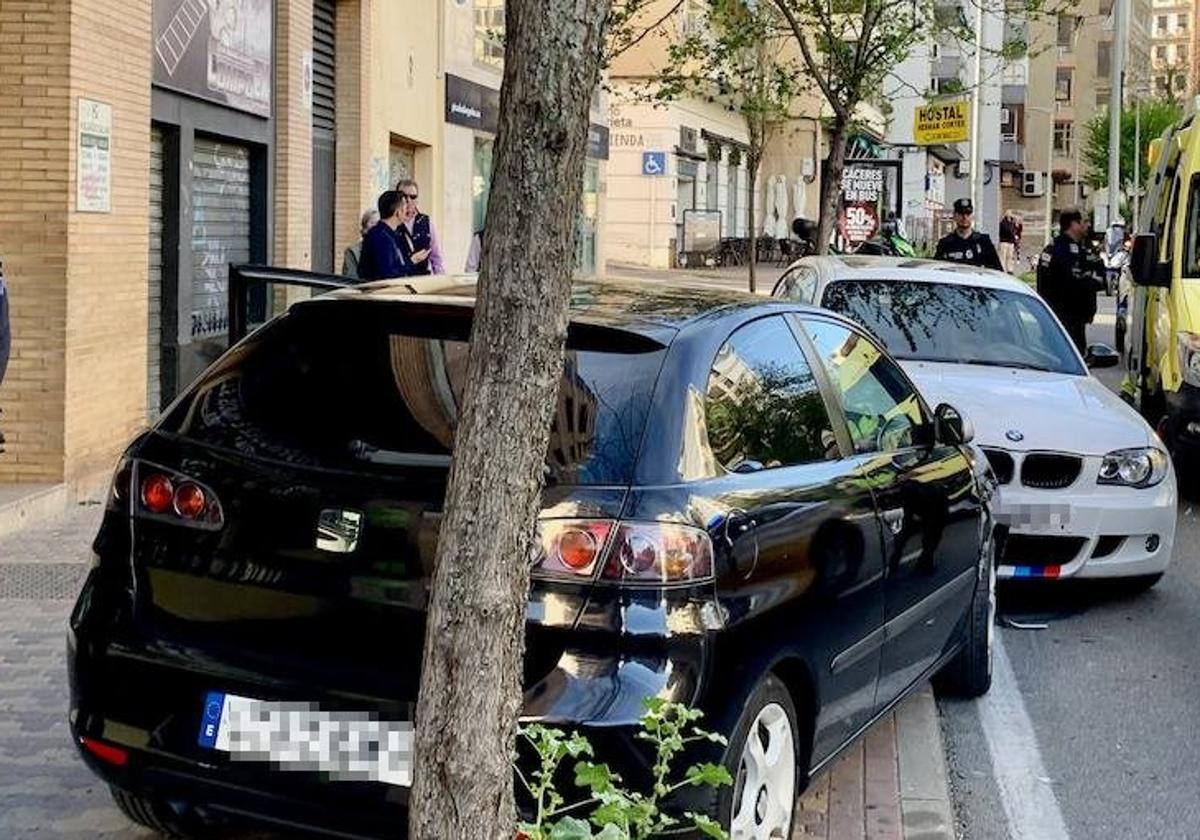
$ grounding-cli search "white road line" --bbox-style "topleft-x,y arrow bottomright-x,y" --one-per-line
977,632 -> 1070,840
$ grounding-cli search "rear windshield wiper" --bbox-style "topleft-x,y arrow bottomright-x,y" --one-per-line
349,440 -> 453,468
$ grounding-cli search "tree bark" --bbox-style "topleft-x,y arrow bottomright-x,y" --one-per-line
817,118 -> 849,255
408,1 -> 611,838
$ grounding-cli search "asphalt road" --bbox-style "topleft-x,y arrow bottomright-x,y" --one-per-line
941,295 -> 1200,840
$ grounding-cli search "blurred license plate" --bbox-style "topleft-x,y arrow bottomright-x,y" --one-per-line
197,691 -> 413,787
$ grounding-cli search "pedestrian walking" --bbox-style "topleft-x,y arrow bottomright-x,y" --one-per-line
998,210 -> 1018,273
934,198 -> 1003,270
341,208 -> 380,280
393,179 -> 444,275
1036,208 -> 1105,354
357,191 -> 409,281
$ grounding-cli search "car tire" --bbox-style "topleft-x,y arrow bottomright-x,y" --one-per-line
935,535 -> 995,698
717,675 -> 800,840
110,788 -> 212,839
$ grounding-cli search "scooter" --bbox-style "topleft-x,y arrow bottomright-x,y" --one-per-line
1103,247 -> 1129,297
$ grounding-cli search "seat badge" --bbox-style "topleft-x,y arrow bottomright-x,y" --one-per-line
316,509 -> 363,553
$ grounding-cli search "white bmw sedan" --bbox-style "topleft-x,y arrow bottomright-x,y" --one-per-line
774,256 -> 1176,588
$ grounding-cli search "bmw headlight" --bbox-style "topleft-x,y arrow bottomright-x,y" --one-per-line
1098,447 -> 1170,488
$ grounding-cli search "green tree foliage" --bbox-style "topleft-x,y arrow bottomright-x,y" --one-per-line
1081,98 -> 1183,196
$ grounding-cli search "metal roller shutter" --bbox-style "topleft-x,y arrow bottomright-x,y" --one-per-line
191,137 -> 250,341
148,126 -> 164,419
312,0 -> 336,272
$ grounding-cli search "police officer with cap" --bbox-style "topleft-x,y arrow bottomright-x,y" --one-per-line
1037,208 -> 1105,354
935,198 -> 1003,270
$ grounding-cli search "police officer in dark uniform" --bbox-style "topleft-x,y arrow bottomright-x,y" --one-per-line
935,198 -> 1003,270
1036,208 -> 1105,354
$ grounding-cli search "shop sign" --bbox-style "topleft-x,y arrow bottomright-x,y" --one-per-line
842,166 -> 884,203
838,203 -> 879,245
914,101 -> 970,145
587,124 -> 610,160
77,98 -> 111,214
445,74 -> 500,134
152,0 -> 272,117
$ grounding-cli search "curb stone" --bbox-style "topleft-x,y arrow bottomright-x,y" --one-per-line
896,684 -> 957,840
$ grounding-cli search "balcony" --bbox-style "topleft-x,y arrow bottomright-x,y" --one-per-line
1002,84 -> 1027,104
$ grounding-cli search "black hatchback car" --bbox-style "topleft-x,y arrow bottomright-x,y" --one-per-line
69,279 -> 995,839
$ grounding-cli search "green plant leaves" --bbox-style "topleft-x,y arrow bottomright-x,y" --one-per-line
516,698 -> 735,839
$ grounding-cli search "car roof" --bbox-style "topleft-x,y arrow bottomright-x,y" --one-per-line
308,276 -> 802,341
785,255 -> 1036,296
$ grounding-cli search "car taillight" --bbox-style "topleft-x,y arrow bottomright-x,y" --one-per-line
603,522 -> 714,584
141,474 -> 174,514
532,520 -> 714,585
134,462 -> 224,530
106,458 -> 133,513
534,520 -> 614,577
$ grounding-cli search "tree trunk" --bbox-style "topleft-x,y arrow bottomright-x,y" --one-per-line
747,159 -> 758,294
817,118 -> 850,255
408,1 -> 611,838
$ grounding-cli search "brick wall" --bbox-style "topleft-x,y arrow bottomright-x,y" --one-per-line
0,1 -> 73,483
63,0 -> 152,483
275,0 -> 313,271
335,0 -> 373,255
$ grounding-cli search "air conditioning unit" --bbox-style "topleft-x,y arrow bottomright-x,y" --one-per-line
1022,171 -> 1045,196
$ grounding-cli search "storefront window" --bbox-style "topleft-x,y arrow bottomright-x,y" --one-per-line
474,0 -> 505,69
473,137 -> 494,233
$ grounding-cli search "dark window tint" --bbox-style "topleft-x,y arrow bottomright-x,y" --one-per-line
822,280 -> 1084,375
803,320 -> 926,454
704,316 -> 838,470
159,306 -> 666,486
1184,174 -> 1200,277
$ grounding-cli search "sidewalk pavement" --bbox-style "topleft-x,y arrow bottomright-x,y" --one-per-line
794,684 -> 956,840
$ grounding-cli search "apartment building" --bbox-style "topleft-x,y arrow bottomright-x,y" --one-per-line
882,0 -> 1006,245
605,0 -> 825,268
1002,0 -> 1151,240
1150,0 -> 1195,98
0,0 -> 608,492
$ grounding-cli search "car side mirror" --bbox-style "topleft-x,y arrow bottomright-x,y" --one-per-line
1130,233 -> 1170,288
1085,342 -> 1120,368
934,403 -> 974,446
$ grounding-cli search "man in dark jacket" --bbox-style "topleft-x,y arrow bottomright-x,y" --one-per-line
1037,208 -> 1105,354
393,179 -> 443,276
935,198 -> 1003,270
357,191 -> 409,281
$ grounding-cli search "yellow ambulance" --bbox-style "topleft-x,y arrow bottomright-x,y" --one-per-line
1126,114 -> 1200,473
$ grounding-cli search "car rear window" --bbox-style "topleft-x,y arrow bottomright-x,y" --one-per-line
158,304 -> 668,486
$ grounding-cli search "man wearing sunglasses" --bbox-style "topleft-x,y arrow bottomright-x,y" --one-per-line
934,198 -> 1002,270
393,179 -> 444,275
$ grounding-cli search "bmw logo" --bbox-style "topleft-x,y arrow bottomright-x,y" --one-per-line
1005,429 -> 1024,442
